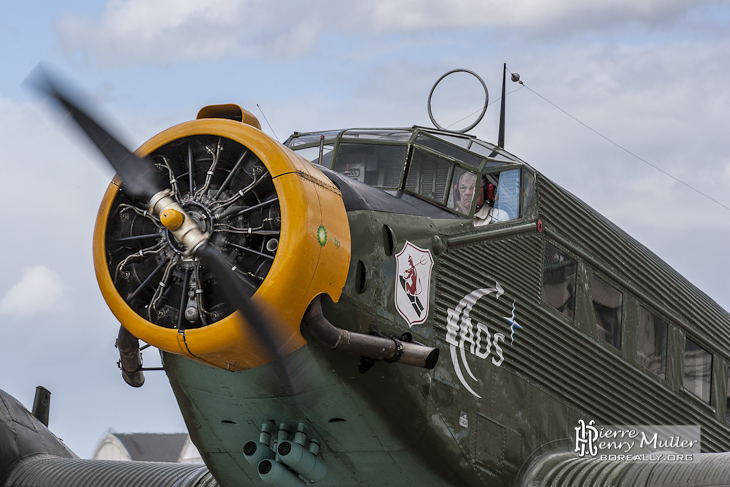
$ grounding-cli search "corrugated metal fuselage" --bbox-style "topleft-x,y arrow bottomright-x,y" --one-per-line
164,170 -> 730,487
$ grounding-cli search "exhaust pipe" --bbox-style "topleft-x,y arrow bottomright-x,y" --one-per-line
278,440 -> 326,482
257,459 -> 306,487
243,423 -> 275,465
31,386 -> 51,427
304,296 -> 439,369
116,326 -> 145,387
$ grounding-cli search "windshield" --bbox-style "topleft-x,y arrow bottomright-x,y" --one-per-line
332,143 -> 408,187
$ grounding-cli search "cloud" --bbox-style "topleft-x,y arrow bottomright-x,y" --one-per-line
55,0 -> 327,66
0,266 -> 66,318
364,0 -> 710,33
57,0 -> 249,65
55,0 -> 723,67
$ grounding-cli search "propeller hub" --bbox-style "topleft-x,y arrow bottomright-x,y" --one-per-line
163,201 -> 214,255
160,208 -> 184,231
149,192 -> 208,254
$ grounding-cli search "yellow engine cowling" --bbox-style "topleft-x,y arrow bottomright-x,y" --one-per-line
93,113 -> 350,371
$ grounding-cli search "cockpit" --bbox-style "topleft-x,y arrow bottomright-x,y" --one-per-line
285,127 -> 526,224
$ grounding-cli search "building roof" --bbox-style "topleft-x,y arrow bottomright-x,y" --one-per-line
97,433 -> 190,462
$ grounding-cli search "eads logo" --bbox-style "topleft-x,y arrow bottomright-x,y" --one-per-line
446,283 -> 522,398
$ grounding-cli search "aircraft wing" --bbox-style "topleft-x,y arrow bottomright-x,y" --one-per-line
0,388 -> 220,487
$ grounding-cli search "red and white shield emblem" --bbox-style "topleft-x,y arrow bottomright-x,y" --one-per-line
395,241 -> 433,327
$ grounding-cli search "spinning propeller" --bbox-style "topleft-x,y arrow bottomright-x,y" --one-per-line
27,66 -> 286,365
27,65 -> 432,386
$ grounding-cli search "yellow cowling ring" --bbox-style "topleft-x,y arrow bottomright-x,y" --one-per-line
93,118 -> 350,371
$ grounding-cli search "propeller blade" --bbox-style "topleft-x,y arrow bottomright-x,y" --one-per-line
193,240 -> 285,362
26,65 -> 165,202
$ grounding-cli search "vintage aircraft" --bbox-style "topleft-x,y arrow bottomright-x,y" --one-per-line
2,67 -> 730,487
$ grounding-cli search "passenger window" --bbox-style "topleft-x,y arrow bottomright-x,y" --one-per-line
591,275 -> 623,349
541,243 -> 577,320
636,306 -> 668,379
726,367 -> 730,421
683,337 -> 712,403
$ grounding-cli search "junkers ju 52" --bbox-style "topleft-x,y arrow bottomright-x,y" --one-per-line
3,67 -> 730,487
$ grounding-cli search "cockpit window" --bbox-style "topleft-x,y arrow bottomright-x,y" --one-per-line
342,129 -> 412,141
404,147 -> 454,204
287,131 -> 339,147
427,133 -> 472,149
469,140 -> 517,164
415,133 -> 482,168
292,144 -> 334,165
472,168 -> 522,224
332,143 -> 407,187
286,127 -> 527,220
493,169 -> 521,220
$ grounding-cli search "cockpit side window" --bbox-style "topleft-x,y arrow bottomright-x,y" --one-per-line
404,147 -> 454,205
446,166 -> 524,222
492,169 -> 521,221
473,168 -> 522,225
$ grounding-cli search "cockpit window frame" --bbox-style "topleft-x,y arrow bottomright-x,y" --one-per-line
341,129 -> 413,141
286,127 -> 527,218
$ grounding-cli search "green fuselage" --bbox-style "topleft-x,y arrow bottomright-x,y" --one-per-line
164,167 -> 730,487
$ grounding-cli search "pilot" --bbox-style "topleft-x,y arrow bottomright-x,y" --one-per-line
454,171 -> 477,214
474,176 -> 509,227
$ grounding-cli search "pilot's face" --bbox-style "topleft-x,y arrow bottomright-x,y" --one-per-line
458,174 -> 476,202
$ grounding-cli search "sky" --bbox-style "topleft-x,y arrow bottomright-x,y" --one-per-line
1,0 -> 729,459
